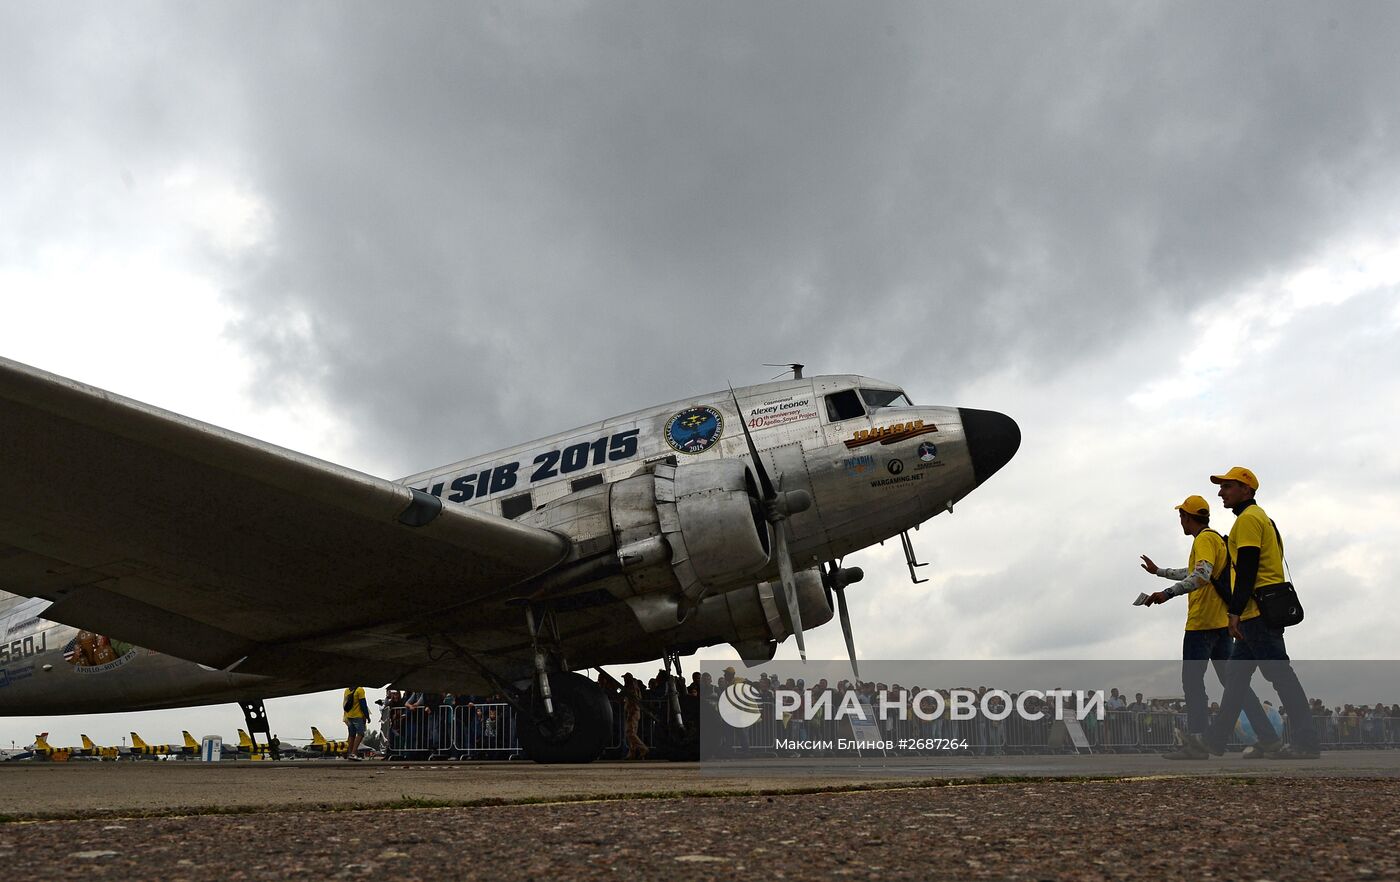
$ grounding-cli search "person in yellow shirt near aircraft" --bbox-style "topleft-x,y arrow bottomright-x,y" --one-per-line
1140,494 -> 1278,759
1203,467 -> 1319,759
343,686 -> 370,761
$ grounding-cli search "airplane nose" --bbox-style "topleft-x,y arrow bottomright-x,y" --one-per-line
959,408 -> 1021,486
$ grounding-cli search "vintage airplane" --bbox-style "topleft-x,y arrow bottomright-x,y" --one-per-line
0,356 -> 1018,762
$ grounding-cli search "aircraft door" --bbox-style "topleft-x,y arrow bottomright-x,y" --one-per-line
811,387 -> 878,549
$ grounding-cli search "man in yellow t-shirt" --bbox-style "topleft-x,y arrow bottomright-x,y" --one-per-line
1139,495 -> 1276,758
1200,467 -> 1319,759
343,686 -> 369,761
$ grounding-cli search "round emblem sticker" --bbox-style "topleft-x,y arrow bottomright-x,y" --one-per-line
918,441 -> 938,463
665,405 -> 724,454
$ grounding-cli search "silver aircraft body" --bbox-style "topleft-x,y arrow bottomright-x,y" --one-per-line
0,357 -> 1018,758
0,594 -> 325,714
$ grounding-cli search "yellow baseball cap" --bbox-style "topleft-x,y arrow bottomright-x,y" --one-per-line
1210,466 -> 1259,490
1174,495 -> 1210,517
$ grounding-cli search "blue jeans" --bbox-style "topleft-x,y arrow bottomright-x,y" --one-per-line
1182,627 -> 1274,739
1207,616 -> 1318,752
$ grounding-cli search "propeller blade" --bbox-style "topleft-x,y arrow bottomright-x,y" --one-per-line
835,586 -> 858,679
728,385 -> 776,500
774,521 -> 805,660
818,562 -> 835,608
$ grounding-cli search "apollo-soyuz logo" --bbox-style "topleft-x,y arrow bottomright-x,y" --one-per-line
665,405 -> 724,455
718,682 -> 765,728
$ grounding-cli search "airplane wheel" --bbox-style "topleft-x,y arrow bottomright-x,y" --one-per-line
519,672 -> 613,764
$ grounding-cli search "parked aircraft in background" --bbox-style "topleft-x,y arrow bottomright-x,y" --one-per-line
308,726 -> 349,756
125,731 -> 199,758
28,733 -> 64,761
20,732 -> 112,761
77,734 -> 119,759
234,728 -> 265,758
0,358 -> 1018,762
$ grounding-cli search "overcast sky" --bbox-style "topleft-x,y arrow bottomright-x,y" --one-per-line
3,2 -> 1399,750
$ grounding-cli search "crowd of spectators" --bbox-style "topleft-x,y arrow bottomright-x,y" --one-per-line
367,675 -> 1400,759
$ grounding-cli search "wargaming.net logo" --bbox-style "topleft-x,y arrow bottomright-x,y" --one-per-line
718,682 -> 765,728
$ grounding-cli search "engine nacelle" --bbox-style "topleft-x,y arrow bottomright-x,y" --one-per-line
517,459 -> 774,632
654,460 -> 770,603
671,568 -> 834,650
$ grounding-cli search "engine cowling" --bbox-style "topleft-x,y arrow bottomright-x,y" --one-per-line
652,460 -> 770,603
670,568 -> 834,655
517,459 -> 775,633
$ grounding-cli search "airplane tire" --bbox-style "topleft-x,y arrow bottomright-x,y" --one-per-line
518,672 -> 614,764
652,693 -> 701,761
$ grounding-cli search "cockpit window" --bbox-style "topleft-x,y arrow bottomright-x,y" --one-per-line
824,389 -> 866,422
860,388 -> 912,409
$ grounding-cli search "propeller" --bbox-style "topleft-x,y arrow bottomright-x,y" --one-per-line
820,561 -> 865,678
728,386 -> 812,658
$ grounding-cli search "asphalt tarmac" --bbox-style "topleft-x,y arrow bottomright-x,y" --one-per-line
3,754 -> 1397,879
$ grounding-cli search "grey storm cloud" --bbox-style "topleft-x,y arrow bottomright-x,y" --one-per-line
6,2 -> 1400,475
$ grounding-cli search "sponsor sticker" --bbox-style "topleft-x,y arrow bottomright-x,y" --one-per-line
870,472 -> 925,488
842,454 -> 876,477
916,440 -> 944,469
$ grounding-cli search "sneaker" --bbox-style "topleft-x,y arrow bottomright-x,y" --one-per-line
1242,739 -> 1283,759
1275,746 -> 1321,760
1162,741 -> 1210,760
1182,732 -> 1218,756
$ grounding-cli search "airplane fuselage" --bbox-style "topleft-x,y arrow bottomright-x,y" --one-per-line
0,595 -> 324,714
402,375 -> 993,565
1,372 -> 1018,714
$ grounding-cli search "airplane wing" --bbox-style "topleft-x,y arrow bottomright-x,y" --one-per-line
0,357 -> 570,684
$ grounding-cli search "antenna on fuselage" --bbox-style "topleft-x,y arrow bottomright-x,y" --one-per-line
763,363 -> 804,380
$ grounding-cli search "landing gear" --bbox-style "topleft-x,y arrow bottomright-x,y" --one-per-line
239,699 -> 271,757
654,651 -> 699,761
515,604 -> 613,764
518,671 -> 614,764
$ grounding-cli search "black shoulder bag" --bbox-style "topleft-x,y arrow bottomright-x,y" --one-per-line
1253,520 -> 1304,628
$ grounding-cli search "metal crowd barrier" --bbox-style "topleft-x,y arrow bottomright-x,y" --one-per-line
1100,710 -> 1141,752
384,706 -> 454,759
452,702 -> 519,758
